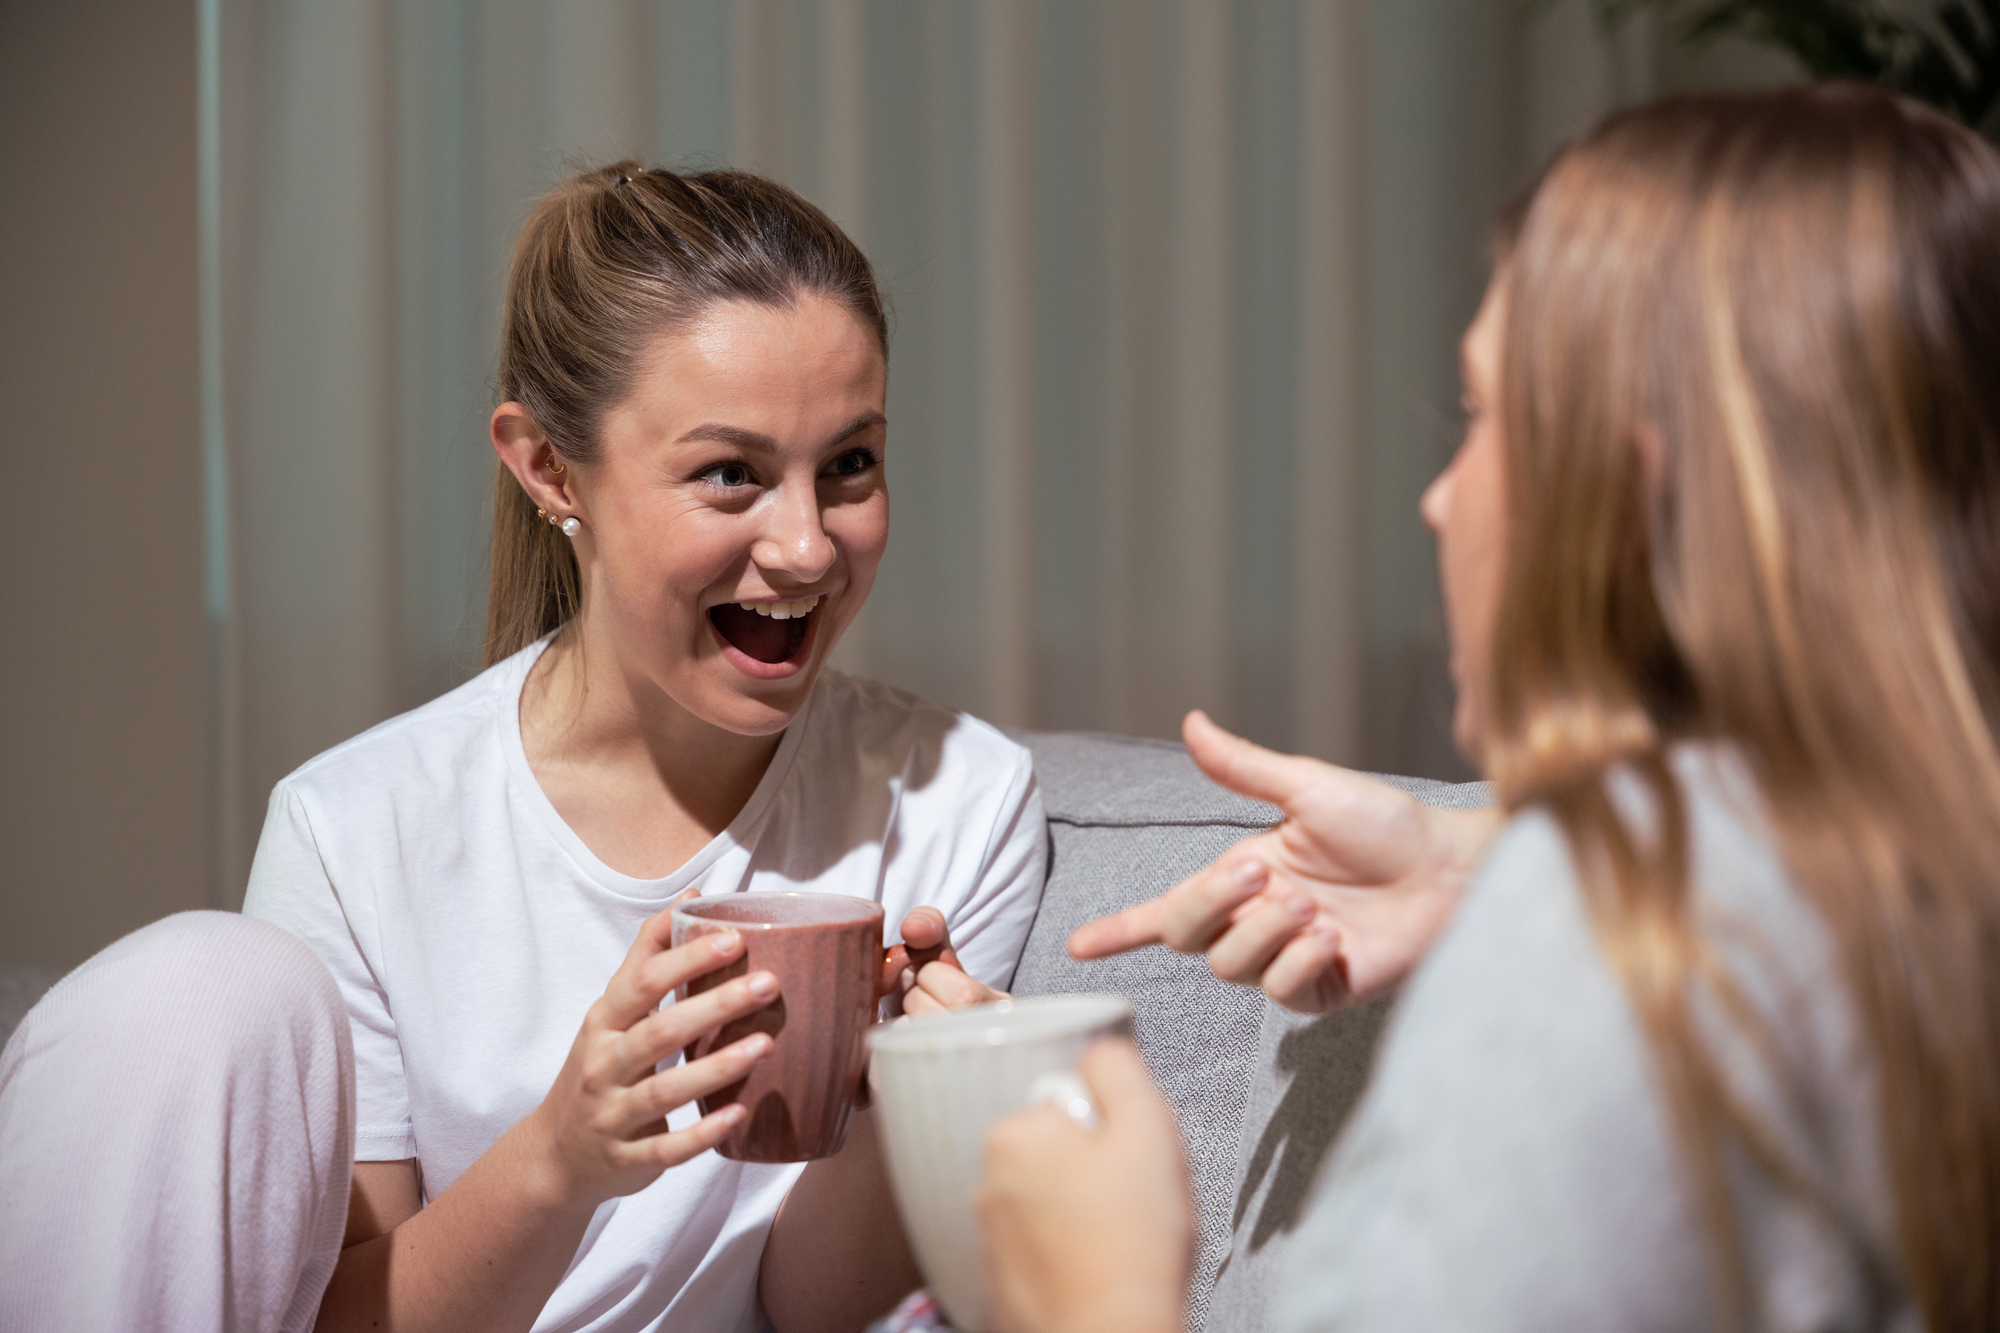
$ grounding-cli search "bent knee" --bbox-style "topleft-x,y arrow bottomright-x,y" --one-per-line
14,912 -> 342,1066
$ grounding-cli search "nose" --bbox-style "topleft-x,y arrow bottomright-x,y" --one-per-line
751,487 -> 836,584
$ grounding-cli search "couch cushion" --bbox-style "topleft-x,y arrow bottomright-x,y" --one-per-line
1009,731 -> 1494,1331
1027,730 -> 1494,825
1012,813 -> 1272,1331
1204,997 -> 1393,1331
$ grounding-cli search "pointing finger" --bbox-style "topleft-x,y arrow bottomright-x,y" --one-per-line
1182,710 -> 1329,811
1155,856 -> 1271,955
1068,898 -> 1166,960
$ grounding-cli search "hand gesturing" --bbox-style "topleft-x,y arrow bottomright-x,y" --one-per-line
1068,710 -> 1498,1013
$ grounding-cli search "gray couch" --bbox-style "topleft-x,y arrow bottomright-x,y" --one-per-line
0,730 -> 1494,1332
1008,732 -> 1493,1331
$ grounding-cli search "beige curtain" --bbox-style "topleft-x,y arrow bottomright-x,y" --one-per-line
207,0 -> 1692,901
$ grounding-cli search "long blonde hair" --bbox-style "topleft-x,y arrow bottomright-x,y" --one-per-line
485,164 -> 886,665
1485,86 -> 2000,1327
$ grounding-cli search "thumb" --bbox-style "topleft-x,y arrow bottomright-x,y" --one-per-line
628,902 -> 682,963
1182,710 -> 1325,811
897,905 -> 959,969
884,906 -> 961,999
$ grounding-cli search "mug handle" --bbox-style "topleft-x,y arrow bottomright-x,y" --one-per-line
881,936 -> 956,996
854,934 -> 963,1109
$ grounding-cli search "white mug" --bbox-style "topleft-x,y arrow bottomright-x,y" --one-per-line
866,994 -> 1135,1333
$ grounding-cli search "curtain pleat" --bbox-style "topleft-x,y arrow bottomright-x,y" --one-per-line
211,0 -> 1645,897
975,0 -> 1037,728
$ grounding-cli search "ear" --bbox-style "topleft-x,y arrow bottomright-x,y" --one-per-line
492,402 -> 581,519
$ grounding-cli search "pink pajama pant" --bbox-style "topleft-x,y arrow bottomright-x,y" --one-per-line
0,912 -> 355,1331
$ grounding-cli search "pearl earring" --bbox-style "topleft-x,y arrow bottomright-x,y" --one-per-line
561,516 -> 581,538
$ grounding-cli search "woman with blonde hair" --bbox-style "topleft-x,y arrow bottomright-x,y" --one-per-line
0,165 -> 1042,1333
983,85 -> 2000,1331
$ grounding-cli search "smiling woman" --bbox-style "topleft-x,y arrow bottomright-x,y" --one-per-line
500,293 -> 888,739
226,168 -> 1047,1333
975,85 -> 2000,1333
0,165 -> 1046,1333
243,167 -> 1047,1333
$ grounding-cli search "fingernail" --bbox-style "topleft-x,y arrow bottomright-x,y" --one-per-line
1287,893 -> 1315,920
1232,861 -> 1268,891
742,1033 -> 773,1057
746,971 -> 779,1000
711,930 -> 741,956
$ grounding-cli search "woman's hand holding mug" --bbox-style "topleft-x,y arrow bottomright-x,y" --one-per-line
1069,710 -> 1500,1012
976,1039 -> 1191,1333
520,901 -> 781,1207
889,906 -> 1008,1017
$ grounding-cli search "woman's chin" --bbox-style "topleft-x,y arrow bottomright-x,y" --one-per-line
697,622 -> 828,735
684,667 -> 818,738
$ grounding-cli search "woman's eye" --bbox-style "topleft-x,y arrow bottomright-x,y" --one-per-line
703,462 -> 754,489
826,448 -> 880,479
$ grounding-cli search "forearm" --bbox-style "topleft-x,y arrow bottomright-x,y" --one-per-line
315,1116 -> 599,1333
760,1108 -> 922,1333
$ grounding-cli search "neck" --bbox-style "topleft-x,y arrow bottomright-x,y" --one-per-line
520,621 -> 789,845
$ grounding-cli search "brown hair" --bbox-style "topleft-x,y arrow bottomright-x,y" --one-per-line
484,164 -> 887,664
1485,86 -> 2000,1327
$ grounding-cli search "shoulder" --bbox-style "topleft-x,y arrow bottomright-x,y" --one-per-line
274,646 -> 533,812
799,671 -> 1034,797
1277,791 -> 1686,1326
1371,801 -> 1636,1115
1411,747 -> 1812,1020
1282,746 -> 1868,1330
1372,747 -> 1817,1125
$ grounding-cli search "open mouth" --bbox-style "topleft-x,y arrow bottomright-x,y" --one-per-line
708,596 -> 822,666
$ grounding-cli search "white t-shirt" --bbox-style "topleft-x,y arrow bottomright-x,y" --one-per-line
241,641 -> 1046,1333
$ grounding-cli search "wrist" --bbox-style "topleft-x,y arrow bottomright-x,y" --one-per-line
505,1104 -> 596,1222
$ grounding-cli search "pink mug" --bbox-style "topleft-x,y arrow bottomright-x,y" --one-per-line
674,891 -> 948,1162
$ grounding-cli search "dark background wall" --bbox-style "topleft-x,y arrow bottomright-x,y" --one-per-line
0,0 -> 209,966
0,1 -> 1791,971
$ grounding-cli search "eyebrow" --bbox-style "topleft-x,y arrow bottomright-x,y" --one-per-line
674,410 -> 887,452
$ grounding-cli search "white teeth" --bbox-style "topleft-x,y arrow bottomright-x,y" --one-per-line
740,596 -> 820,619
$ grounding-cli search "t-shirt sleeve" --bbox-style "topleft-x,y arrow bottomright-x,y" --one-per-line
1275,812 -> 1706,1333
241,781 -> 418,1162
943,745 -> 1047,993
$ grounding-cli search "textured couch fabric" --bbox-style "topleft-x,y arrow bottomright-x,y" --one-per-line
0,729 -> 1497,1333
1009,731 -> 1495,1332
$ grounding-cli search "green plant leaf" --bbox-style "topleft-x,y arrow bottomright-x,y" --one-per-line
1591,0 -> 2000,138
